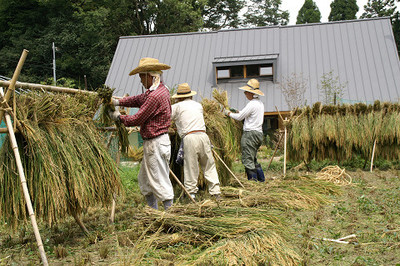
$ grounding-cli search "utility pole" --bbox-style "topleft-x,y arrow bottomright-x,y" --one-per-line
52,42 -> 56,85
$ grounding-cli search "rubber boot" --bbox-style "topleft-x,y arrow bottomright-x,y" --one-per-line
163,199 -> 173,210
145,194 -> 158,210
245,168 -> 258,181
255,163 -> 265,182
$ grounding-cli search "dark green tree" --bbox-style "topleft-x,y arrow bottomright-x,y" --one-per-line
296,0 -> 321,24
328,0 -> 359,21
393,11 -> 400,57
243,0 -> 289,27
360,0 -> 397,18
202,0 -> 245,30
360,0 -> 399,57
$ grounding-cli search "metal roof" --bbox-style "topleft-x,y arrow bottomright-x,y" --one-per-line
105,17 -> 400,113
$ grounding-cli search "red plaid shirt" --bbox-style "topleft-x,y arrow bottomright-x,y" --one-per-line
119,83 -> 171,139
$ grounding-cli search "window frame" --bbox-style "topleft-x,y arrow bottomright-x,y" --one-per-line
213,55 -> 278,84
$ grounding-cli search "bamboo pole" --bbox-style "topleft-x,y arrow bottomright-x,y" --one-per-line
0,94 -> 22,130
0,50 -> 28,124
370,139 -> 377,173
2,104 -> 48,265
0,80 -> 96,95
266,132 -> 283,171
283,119 -> 288,177
110,151 -> 120,223
212,149 -> 245,189
169,168 -> 197,204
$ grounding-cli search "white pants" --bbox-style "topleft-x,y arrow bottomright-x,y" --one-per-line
138,134 -> 174,202
183,132 -> 221,195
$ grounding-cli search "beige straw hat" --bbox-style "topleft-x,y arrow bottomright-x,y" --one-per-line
171,83 -> 197,98
239,79 -> 264,96
129,57 -> 171,76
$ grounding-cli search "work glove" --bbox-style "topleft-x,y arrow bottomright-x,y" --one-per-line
223,109 -> 231,117
108,109 -> 121,121
110,97 -> 119,106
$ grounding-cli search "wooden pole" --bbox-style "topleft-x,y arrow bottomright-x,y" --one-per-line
370,139 -> 377,173
0,80 -> 96,95
212,149 -> 245,189
283,119 -> 288,177
2,108 -> 48,265
169,168 -> 197,204
266,132 -> 283,171
110,151 -> 120,223
0,50 -> 28,124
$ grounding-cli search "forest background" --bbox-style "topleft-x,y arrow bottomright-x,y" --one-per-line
0,0 -> 399,89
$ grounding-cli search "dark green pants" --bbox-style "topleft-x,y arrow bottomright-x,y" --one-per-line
241,130 -> 263,170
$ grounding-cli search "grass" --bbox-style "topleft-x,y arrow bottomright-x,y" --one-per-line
1,153 -> 400,265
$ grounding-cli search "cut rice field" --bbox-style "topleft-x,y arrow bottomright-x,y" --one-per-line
1,157 -> 399,265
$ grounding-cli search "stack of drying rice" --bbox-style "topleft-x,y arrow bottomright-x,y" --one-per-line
288,101 -> 400,162
122,175 -> 341,265
0,90 -> 122,228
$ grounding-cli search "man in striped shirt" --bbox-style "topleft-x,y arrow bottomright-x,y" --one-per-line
110,58 -> 174,210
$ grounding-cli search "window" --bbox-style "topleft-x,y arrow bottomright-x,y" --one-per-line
216,63 -> 273,81
260,65 -> 273,76
217,68 -> 230,79
216,66 -> 244,79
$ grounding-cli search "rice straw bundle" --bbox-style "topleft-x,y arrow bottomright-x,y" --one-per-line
222,175 -> 340,210
96,85 -> 129,154
200,89 -> 242,185
316,165 -> 352,186
288,101 -> 400,163
212,88 -> 229,109
128,145 -> 144,162
186,231 -> 301,266
0,91 -> 122,228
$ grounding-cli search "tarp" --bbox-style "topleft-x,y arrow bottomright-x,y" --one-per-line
0,120 -> 5,148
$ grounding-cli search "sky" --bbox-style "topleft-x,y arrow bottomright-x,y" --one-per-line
280,0 -> 400,25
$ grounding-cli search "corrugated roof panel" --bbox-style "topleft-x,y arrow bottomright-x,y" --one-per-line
370,20 -> 389,100
307,25 -> 318,104
339,22 -> 356,101
380,19 -> 400,100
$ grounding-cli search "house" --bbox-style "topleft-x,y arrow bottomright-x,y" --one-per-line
105,17 -> 400,131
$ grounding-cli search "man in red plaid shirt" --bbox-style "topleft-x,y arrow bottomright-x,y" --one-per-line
110,58 -> 174,210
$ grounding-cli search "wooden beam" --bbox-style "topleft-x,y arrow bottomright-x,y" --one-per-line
0,80 -> 96,95
264,111 -> 291,116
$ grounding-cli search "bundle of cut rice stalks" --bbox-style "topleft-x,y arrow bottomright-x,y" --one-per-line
288,101 -> 400,163
222,175 -> 340,210
130,205 -> 301,265
0,91 -> 122,228
316,165 -> 352,186
201,89 -> 242,185
97,85 -> 129,154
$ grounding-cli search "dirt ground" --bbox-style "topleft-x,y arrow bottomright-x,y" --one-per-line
1,164 -> 399,265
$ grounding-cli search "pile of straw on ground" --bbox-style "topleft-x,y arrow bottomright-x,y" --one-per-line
0,91 -> 122,228
288,101 -> 400,162
122,174 -> 340,265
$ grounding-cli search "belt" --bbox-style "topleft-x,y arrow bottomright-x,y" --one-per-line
185,130 -> 206,137
142,132 -> 167,141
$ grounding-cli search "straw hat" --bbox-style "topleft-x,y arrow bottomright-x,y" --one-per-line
129,57 -> 171,76
171,83 -> 197,98
239,79 -> 264,96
